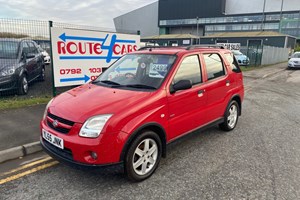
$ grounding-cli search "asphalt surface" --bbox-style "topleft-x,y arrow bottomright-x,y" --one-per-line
0,104 -> 45,151
1,64 -> 300,199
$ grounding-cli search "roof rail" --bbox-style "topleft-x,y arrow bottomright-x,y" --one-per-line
138,46 -> 185,51
186,45 -> 225,50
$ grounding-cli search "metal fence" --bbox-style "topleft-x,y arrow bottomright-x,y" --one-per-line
261,46 -> 289,66
0,18 -> 137,100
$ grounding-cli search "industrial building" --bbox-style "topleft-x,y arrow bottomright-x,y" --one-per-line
114,0 -> 300,40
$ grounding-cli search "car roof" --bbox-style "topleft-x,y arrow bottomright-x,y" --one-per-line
134,45 -> 231,55
0,38 -> 35,43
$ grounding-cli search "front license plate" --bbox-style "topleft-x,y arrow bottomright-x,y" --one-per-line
42,129 -> 64,149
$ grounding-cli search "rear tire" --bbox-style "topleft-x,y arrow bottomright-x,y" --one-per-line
124,131 -> 162,182
18,74 -> 28,95
219,100 -> 239,131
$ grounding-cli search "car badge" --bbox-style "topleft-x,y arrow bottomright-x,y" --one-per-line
52,120 -> 59,128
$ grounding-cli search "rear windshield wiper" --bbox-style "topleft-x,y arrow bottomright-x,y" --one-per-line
124,84 -> 157,90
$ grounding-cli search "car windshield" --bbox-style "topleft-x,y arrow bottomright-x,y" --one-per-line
94,54 -> 177,90
0,41 -> 19,59
291,53 -> 300,58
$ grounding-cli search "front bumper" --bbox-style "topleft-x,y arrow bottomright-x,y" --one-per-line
40,137 -> 122,169
0,74 -> 19,92
40,118 -> 129,167
288,63 -> 300,68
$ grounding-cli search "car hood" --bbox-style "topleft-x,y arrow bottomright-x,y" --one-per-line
0,58 -> 18,71
235,55 -> 248,60
48,83 -> 154,123
289,58 -> 300,62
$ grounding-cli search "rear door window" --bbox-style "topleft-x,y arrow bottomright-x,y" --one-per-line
203,53 -> 225,80
224,53 -> 241,73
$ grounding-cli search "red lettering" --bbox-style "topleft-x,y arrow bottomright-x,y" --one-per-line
66,42 -> 77,54
87,43 -> 93,54
121,45 -> 127,54
94,43 -> 102,55
57,41 -> 66,54
113,44 -> 121,55
127,45 -> 133,53
78,43 -> 86,54
133,45 -> 138,51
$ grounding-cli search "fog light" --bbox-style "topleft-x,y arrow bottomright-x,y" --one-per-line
90,151 -> 98,160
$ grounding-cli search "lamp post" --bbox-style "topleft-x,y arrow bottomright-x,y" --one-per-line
196,16 -> 199,44
261,0 -> 267,31
279,0 -> 284,33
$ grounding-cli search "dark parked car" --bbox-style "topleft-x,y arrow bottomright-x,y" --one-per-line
0,38 -> 45,95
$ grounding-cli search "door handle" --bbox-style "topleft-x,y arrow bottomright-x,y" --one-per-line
198,89 -> 205,97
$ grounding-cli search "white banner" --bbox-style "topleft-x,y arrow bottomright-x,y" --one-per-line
217,43 -> 241,50
50,28 -> 140,87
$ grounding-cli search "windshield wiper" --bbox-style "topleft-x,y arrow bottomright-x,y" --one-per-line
93,80 -> 120,86
124,84 -> 157,90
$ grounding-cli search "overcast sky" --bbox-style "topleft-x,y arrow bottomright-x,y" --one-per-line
0,0 -> 157,29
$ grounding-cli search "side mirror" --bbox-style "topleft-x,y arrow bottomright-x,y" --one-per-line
170,80 -> 192,94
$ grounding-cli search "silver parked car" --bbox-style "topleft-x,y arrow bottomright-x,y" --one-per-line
232,50 -> 250,66
288,52 -> 300,69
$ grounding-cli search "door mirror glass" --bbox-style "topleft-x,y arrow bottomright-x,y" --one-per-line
171,80 -> 192,93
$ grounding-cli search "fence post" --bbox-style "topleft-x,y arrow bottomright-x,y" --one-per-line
48,21 -> 56,97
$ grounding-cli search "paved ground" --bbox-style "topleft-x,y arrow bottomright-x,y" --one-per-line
1,63 -> 300,199
0,104 -> 45,151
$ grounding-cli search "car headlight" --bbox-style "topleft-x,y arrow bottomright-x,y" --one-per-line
79,114 -> 112,138
43,98 -> 54,120
0,66 -> 15,76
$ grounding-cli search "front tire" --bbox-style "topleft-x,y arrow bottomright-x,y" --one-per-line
219,100 -> 239,131
124,131 -> 162,182
18,74 -> 28,95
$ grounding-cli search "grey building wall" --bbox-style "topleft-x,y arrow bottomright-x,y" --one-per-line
200,36 -> 289,48
226,0 -> 300,15
169,26 -> 204,36
113,2 -> 159,37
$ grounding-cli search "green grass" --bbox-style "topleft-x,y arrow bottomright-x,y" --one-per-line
0,96 -> 52,110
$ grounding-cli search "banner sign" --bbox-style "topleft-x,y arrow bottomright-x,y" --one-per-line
50,28 -> 140,87
217,43 -> 241,50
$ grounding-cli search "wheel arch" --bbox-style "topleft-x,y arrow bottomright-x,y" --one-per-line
120,122 -> 167,162
230,94 -> 242,116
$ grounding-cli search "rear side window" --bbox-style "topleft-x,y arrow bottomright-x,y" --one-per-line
203,53 -> 225,80
27,42 -> 38,54
224,53 -> 241,73
173,55 -> 201,85
21,42 -> 29,54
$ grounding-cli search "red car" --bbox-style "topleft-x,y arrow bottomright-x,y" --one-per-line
40,45 -> 244,181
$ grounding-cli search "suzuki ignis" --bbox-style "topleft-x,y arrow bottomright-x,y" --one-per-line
41,45 -> 244,181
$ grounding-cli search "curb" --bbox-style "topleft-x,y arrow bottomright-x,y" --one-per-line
0,141 -> 42,164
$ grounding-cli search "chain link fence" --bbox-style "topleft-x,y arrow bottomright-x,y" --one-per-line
0,18 -> 137,102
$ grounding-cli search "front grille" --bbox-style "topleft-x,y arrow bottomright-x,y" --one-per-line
47,112 -> 74,134
43,138 -> 73,161
47,121 -> 70,134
